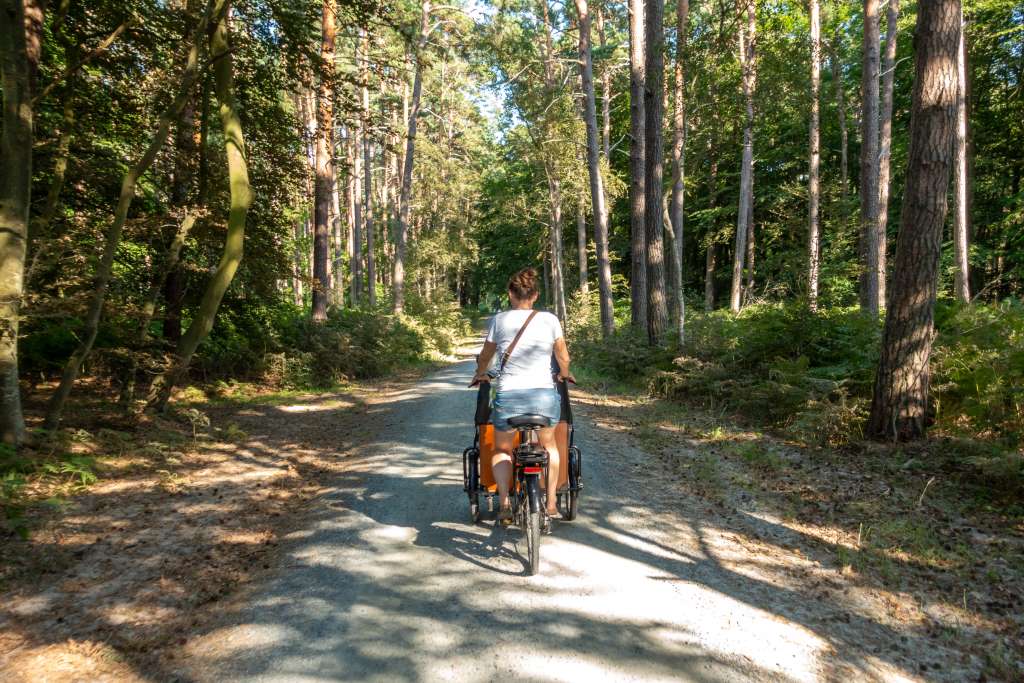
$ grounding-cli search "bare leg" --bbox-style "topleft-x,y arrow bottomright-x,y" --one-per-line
538,425 -> 560,515
492,429 -> 515,513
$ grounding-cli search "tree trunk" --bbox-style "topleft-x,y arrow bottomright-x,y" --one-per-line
45,0 -> 214,430
548,176 -> 568,321
575,0 -> 614,335
808,0 -> 821,310
668,0 -> 688,341
858,0 -> 882,315
745,207 -> 754,301
730,0 -> 756,313
877,0 -> 900,306
330,156 -> 343,304
361,30 -> 376,308
352,117 -> 363,306
832,38 -> 849,204
704,151 -> 719,311
629,0 -> 648,331
867,0 -> 959,440
953,7 -> 970,302
293,216 -> 304,306
394,1 -> 431,314
576,208 -> 588,294
597,5 -> 611,160
163,44 -> 200,344
311,0 -> 336,321
119,213 -> 196,407
147,0 -> 252,412
0,0 -> 41,444
644,0 -> 669,343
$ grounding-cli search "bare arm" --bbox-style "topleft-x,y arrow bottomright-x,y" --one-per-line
471,341 -> 498,385
553,337 -> 574,383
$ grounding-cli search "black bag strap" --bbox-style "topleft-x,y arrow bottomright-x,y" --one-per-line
499,310 -> 539,373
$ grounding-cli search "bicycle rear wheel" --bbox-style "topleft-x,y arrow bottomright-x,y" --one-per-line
525,475 -> 542,575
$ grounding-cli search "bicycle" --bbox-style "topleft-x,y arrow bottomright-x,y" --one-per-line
462,379 -> 583,576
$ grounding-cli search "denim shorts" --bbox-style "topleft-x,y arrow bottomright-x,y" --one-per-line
492,388 -> 561,432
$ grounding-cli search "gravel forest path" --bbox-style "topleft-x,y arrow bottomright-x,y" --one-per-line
178,338 -> 948,683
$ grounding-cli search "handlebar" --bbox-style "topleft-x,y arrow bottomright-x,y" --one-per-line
469,377 -> 577,388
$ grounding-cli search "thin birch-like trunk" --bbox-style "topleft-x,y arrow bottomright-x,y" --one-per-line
877,0 -> 900,306
669,0 -> 688,340
597,5 -> 611,160
352,121 -> 363,306
808,0 -> 822,310
361,30 -> 376,308
577,207 -> 588,294
575,0 -> 613,334
859,0 -> 882,314
548,176 -> 568,321
953,7 -> 970,302
730,0 -> 756,313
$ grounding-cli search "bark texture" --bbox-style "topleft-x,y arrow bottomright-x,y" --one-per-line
953,8 -> 970,302
859,0 -> 883,315
877,0 -> 900,304
311,0 -> 336,321
808,0 -> 821,310
576,0 -> 613,334
361,30 -> 376,308
644,0 -> 669,343
629,0 -> 648,330
0,0 -> 38,444
867,0 -> 960,440
669,0 -> 688,341
730,0 -> 756,313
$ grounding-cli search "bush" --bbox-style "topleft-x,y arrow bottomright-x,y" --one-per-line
931,299 -> 1024,445
193,299 -> 471,389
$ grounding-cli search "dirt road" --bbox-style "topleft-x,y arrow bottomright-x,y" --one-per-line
177,349 -> 957,682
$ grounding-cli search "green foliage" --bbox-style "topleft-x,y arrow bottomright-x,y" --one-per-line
1,443 -> 98,539
193,298 -> 470,390
572,298 -> 1024,453
931,299 -> 1024,444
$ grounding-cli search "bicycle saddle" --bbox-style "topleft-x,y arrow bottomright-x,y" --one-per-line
507,414 -> 550,428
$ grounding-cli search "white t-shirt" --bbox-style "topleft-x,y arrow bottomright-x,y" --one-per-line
486,309 -> 563,392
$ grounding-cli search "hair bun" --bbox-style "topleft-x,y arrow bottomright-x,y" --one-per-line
508,267 -> 539,300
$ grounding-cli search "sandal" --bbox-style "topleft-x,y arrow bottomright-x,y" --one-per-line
542,511 -> 555,534
497,504 -> 513,526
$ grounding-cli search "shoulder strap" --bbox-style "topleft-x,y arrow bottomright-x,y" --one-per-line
499,310 -> 539,373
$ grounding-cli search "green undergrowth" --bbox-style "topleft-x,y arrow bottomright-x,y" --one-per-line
569,295 -> 1024,494
1,436 -> 100,540
21,295 -> 473,395
195,294 -> 472,389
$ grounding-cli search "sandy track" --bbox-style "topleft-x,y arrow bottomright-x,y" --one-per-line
176,353 -> 945,682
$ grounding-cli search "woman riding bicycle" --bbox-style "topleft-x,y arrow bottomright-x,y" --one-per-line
471,267 -> 574,525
